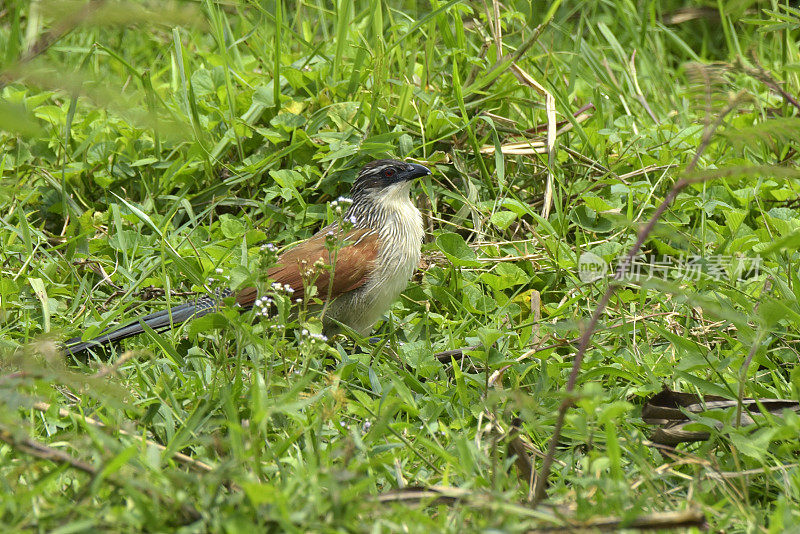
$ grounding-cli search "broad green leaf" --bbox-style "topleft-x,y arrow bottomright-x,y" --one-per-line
435,232 -> 480,267
219,214 -> 246,239
489,210 -> 517,230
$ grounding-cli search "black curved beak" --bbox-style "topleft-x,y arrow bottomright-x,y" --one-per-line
400,162 -> 432,182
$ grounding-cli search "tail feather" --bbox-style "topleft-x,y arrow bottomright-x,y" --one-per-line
63,295 -> 222,356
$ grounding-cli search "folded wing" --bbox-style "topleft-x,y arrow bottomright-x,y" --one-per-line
236,227 -> 381,307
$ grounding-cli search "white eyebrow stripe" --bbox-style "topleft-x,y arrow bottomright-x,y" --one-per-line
362,164 -> 394,175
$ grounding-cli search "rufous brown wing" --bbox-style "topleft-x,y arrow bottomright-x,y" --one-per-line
235,227 -> 381,307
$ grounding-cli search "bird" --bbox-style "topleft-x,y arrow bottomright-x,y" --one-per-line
64,159 -> 431,356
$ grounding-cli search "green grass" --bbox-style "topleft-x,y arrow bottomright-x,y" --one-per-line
2,0 -> 800,531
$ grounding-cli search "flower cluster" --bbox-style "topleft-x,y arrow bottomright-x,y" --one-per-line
252,281 -> 299,318
298,259 -> 326,282
271,281 -> 295,294
324,229 -> 339,247
207,267 -> 230,285
253,296 -> 274,317
258,243 -> 280,275
334,419 -> 372,434
300,328 -> 328,344
330,196 -> 353,215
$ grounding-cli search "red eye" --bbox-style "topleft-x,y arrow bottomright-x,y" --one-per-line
384,168 -> 396,177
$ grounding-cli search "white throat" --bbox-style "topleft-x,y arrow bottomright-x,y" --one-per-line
325,181 -> 423,335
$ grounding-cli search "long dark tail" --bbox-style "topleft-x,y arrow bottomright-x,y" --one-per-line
63,296 -> 223,356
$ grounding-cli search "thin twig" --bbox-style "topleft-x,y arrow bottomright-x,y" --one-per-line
375,484 -> 705,531
467,9 -> 556,98
507,419 -> 536,497
736,278 -> 770,427
739,52 -> 800,113
31,401 -> 218,476
531,90 -> 747,505
0,423 -> 201,520
735,343 -> 764,431
530,508 -> 706,532
0,427 -> 97,474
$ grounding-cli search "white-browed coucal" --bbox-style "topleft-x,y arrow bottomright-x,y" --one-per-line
64,159 -> 431,355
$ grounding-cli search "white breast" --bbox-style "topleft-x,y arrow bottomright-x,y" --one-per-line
324,182 -> 423,335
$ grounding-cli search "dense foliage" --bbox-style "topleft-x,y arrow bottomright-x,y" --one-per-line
2,1 -> 800,531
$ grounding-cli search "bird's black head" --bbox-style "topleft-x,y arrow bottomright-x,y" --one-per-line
350,159 -> 431,198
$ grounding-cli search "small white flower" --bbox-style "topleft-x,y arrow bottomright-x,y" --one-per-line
336,196 -> 352,204
215,267 -> 224,274
283,284 -> 294,293
347,215 -> 358,225
301,332 -> 328,343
